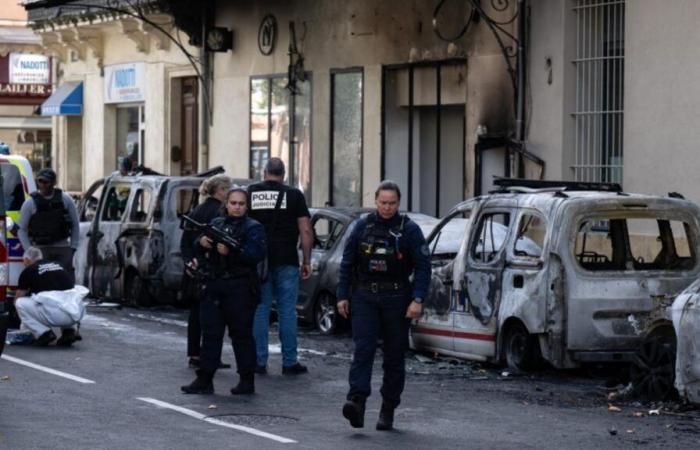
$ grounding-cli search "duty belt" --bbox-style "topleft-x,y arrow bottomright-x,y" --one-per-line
359,281 -> 407,294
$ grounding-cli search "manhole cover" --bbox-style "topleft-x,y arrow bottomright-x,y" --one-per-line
210,414 -> 299,426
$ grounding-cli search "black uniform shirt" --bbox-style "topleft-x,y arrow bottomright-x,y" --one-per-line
247,180 -> 310,267
18,260 -> 74,295
180,197 -> 223,261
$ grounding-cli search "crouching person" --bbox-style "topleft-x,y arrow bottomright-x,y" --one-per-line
14,247 -> 87,347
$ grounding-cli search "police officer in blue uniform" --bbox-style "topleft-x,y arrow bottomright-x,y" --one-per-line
337,181 -> 430,430
181,188 -> 267,395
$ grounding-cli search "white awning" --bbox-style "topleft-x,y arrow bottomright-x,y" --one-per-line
0,116 -> 51,130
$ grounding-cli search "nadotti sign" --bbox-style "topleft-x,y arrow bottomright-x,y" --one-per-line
104,63 -> 145,103
9,53 -> 50,85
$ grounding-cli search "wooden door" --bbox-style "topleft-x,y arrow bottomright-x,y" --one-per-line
180,77 -> 198,175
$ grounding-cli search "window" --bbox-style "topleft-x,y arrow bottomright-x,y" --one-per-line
330,69 -> 363,207
1,163 -> 24,211
102,185 -> 131,222
572,0 -> 625,183
575,217 -> 696,271
514,214 -> 546,258
171,187 -> 200,220
129,188 -> 152,222
430,213 -> 470,260
249,75 -> 312,198
312,217 -> 343,250
471,213 -> 510,263
116,105 -> 145,170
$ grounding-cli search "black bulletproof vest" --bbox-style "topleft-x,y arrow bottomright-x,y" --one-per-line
357,214 -> 409,281
202,217 -> 252,279
28,189 -> 70,245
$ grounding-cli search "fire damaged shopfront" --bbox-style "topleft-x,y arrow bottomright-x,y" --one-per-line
412,180 -> 700,384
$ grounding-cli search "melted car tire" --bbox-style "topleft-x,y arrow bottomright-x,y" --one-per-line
630,328 -> 677,401
505,323 -> 540,372
314,292 -> 337,336
125,272 -> 152,307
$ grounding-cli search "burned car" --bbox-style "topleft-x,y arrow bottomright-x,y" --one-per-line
412,179 -> 700,373
665,280 -> 700,403
75,168 -> 248,305
296,208 -> 439,334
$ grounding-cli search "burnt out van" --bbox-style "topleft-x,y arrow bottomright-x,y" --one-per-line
75,167 -> 248,305
412,179 -> 700,372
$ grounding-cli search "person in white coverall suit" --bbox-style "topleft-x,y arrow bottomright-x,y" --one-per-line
14,247 -> 87,347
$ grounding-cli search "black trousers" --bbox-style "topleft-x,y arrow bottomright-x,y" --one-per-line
200,278 -> 257,375
348,289 -> 412,409
183,274 -> 201,358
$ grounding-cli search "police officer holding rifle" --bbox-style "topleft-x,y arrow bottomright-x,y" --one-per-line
181,187 -> 266,395
337,181 -> 430,430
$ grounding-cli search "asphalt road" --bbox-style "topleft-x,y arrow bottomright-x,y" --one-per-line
1,304 -> 698,449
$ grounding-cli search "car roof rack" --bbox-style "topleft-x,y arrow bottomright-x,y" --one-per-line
493,177 -> 623,193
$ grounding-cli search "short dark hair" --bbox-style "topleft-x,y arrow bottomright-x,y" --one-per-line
264,157 -> 286,177
375,180 -> 401,199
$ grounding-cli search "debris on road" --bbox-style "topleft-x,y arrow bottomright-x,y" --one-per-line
1,375 -> 10,381
649,409 -> 660,416
608,427 -> 618,436
208,404 -> 218,410
608,404 -> 622,412
632,411 -> 644,418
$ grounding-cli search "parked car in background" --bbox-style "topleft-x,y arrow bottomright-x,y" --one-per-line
74,167 -> 249,306
296,207 -> 440,334
411,179 -> 700,374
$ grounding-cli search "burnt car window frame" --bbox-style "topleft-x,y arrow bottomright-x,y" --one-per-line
571,211 -> 700,274
510,209 -> 548,262
468,209 -> 513,266
100,182 -> 133,222
128,186 -> 153,223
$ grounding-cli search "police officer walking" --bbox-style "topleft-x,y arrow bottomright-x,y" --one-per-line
18,168 -> 80,282
337,181 -> 430,430
181,188 -> 266,395
180,174 -> 232,369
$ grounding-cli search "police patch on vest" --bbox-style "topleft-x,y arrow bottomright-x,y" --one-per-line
369,259 -> 388,273
250,191 -> 287,210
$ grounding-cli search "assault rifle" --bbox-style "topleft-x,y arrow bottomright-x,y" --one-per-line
181,215 -> 241,252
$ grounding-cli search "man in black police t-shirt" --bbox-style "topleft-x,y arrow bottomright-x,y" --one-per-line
14,247 -> 79,346
248,158 -> 314,375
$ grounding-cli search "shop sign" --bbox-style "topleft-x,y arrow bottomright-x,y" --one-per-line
0,82 -> 52,97
104,62 -> 145,103
9,53 -> 50,85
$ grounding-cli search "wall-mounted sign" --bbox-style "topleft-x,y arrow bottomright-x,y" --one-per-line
9,53 -> 50,85
258,15 -> 277,56
104,62 -> 145,104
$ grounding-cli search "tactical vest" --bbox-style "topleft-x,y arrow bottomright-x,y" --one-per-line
202,217 -> 254,279
357,213 -> 410,281
28,189 -> 71,245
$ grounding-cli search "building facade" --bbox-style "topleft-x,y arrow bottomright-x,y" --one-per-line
0,1 -> 52,173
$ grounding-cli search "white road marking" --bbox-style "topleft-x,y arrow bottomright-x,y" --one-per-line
1,354 -> 96,384
137,397 -> 297,444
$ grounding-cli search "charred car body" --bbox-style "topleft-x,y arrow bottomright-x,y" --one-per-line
75,168 -> 246,305
412,179 -> 700,372
297,208 -> 439,334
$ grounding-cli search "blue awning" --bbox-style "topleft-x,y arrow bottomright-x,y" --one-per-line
41,81 -> 83,116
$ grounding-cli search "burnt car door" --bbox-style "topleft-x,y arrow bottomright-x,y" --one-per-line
457,200 -> 516,357
298,212 -> 345,313
74,178 -> 104,286
412,203 -> 474,355
87,179 -> 133,299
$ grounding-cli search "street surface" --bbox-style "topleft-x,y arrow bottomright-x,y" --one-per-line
1,304 -> 698,449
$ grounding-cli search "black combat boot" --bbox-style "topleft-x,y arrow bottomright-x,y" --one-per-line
376,403 -> 395,431
181,370 -> 214,394
342,396 -> 366,428
230,373 -> 255,395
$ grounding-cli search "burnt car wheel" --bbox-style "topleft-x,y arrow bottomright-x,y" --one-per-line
504,322 -> 540,372
125,272 -> 152,307
630,327 -> 677,401
314,292 -> 337,335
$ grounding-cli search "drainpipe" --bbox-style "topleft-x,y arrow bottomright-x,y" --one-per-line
199,1 -> 212,170
515,0 -> 527,142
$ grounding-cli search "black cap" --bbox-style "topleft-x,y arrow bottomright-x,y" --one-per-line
36,168 -> 57,183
